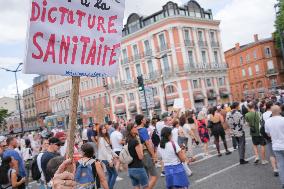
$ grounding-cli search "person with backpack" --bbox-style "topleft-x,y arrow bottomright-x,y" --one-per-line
263,101 -> 279,177
135,115 -> 158,189
124,123 -> 149,189
98,125 -> 118,189
226,102 -> 248,165
245,102 -> 268,165
158,127 -> 190,189
0,156 -> 26,189
75,143 -> 108,189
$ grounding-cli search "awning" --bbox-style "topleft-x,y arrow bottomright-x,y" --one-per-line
194,93 -> 205,101
207,90 -> 217,100
129,104 -> 137,113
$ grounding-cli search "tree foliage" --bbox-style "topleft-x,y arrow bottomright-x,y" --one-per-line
0,109 -> 10,130
275,0 -> 284,49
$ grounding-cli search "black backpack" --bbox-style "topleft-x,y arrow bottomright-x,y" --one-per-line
31,154 -> 41,181
260,114 -> 272,142
151,129 -> 160,147
241,105 -> 248,116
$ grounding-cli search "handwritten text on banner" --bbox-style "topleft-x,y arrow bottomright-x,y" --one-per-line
24,0 -> 125,77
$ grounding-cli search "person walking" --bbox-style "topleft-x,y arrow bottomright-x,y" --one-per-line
208,106 -> 231,156
3,137 -> 26,187
126,123 -> 149,189
226,102 -> 248,164
245,103 -> 268,165
196,111 -> 210,157
158,127 -> 190,189
82,125 -> 89,144
263,101 -> 279,176
265,105 -> 284,188
135,114 -> 158,189
98,125 -> 118,189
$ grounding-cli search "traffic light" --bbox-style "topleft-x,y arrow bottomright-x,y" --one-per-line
137,75 -> 144,91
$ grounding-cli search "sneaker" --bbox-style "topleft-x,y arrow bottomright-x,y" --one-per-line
254,158 -> 259,164
161,171 -> 165,177
218,153 -> 222,157
274,171 -> 279,177
116,177 -> 123,181
240,159 -> 249,164
261,160 -> 269,165
225,151 -> 232,155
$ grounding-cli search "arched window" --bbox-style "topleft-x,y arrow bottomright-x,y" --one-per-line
166,85 -> 176,94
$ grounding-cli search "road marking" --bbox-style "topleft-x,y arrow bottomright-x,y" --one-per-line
193,156 -> 255,184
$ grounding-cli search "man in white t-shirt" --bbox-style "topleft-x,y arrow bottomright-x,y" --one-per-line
110,123 -> 124,155
81,125 -> 88,143
156,112 -> 172,137
265,105 -> 284,188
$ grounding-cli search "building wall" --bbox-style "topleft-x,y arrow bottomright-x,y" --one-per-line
0,97 -> 17,113
225,35 -> 284,102
23,87 -> 37,128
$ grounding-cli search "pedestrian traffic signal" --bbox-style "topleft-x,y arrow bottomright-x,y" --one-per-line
137,75 -> 144,91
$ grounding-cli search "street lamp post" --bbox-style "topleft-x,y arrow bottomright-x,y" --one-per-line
151,54 -> 170,112
0,63 -> 24,134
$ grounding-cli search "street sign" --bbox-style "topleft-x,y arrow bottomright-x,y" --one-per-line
139,86 -> 155,109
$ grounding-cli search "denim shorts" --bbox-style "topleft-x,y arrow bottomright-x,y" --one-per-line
128,168 -> 149,188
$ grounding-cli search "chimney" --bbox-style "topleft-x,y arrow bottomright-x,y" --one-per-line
235,43 -> 240,50
254,34 -> 259,42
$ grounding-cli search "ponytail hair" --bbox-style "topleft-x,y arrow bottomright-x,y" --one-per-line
0,157 -> 12,185
160,127 -> 172,149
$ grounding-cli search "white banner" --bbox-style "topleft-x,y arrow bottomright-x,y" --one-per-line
24,0 -> 125,77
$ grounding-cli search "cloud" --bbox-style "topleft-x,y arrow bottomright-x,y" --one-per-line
215,0 -> 277,50
0,0 -> 29,43
0,57 -> 22,67
0,79 -> 29,98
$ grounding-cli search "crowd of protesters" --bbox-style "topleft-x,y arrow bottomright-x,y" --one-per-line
0,95 -> 284,189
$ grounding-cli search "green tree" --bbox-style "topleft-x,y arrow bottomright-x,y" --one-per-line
275,0 -> 284,50
0,109 -> 10,130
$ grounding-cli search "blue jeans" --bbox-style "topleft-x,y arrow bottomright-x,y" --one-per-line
128,168 -> 149,188
102,160 -> 118,189
274,150 -> 284,185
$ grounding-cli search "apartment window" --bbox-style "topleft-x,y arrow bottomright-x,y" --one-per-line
184,29 -> 191,41
210,31 -> 215,42
129,93 -> 135,101
159,34 -> 166,48
192,80 -> 199,89
253,50 -> 257,60
144,40 -> 151,52
166,85 -> 175,94
213,51 -> 219,63
267,60 -> 274,70
125,67 -> 131,81
116,97 -> 123,104
152,87 -> 158,96
198,31 -> 203,41
162,55 -> 170,71
147,60 -> 154,74
240,56 -> 243,64
133,44 -> 139,57
206,78 -> 212,87
265,47 -> 272,57
248,67 -> 253,76
188,51 -> 194,65
270,79 -> 277,87
246,54 -> 250,63
122,49 -> 127,61
242,69 -> 246,77
201,51 -> 207,64
218,77 -> 225,86
136,64 -> 142,76
255,64 -> 260,74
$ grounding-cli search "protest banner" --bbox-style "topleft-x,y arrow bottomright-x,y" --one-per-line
24,0 -> 125,162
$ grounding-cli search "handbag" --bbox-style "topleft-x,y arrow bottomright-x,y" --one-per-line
170,141 -> 192,176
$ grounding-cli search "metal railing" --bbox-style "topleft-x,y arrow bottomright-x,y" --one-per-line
184,40 -> 195,47
210,41 -> 219,47
198,41 -> 208,47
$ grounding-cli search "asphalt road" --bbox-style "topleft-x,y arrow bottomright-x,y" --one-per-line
29,131 -> 282,189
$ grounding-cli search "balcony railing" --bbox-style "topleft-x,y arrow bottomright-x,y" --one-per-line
157,43 -> 170,52
266,69 -> 278,76
198,41 -> 208,47
184,40 -> 195,47
55,90 -> 71,99
133,54 -> 141,61
181,62 -> 227,72
211,41 -> 219,47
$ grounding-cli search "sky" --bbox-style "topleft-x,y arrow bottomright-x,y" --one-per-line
0,0 -> 277,98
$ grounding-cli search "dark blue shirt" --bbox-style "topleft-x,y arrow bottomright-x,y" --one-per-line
3,149 -> 26,177
41,151 -> 59,183
87,128 -> 97,142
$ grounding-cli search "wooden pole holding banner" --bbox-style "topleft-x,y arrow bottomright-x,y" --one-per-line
66,76 -> 80,165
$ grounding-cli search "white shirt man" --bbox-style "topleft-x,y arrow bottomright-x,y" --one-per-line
110,124 -> 124,154
82,126 -> 88,142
